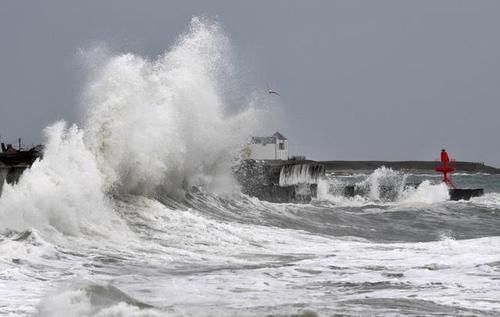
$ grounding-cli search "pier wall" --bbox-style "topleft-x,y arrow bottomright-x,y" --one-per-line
234,160 -> 324,203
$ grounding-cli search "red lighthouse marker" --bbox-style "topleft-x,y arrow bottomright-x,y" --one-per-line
435,149 -> 456,189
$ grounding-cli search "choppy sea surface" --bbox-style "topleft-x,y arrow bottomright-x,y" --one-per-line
1,17 -> 500,317
1,170 -> 500,317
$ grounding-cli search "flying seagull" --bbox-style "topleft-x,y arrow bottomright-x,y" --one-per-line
268,89 -> 281,96
266,82 -> 281,96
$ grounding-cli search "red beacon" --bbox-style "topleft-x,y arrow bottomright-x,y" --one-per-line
435,149 -> 456,189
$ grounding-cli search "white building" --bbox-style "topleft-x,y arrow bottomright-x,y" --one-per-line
245,132 -> 288,160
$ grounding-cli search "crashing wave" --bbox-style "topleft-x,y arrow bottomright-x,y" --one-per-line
0,18 -> 261,236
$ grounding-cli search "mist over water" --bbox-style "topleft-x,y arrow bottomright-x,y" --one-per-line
82,18 -> 259,197
0,122 -> 118,236
0,18 -> 259,236
1,17 -> 500,317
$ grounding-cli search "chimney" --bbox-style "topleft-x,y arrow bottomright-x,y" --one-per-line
1,143 -> 5,152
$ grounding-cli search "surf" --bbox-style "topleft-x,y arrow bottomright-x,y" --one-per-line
0,17 -> 261,237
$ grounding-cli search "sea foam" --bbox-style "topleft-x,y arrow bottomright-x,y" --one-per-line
0,18 -> 261,236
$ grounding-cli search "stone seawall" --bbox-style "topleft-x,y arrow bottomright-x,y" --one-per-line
234,160 -> 324,203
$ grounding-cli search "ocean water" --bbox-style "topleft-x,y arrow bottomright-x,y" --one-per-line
1,18 -> 500,317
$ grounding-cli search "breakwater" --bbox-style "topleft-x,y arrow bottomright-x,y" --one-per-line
234,160 -> 324,203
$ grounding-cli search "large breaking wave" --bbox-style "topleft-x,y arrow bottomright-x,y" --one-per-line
1,17 -> 500,317
0,18 -> 260,236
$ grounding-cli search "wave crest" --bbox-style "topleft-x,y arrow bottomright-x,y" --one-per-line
0,17 -> 261,235
83,17 -> 258,196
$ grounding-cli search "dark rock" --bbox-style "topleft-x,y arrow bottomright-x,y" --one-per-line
449,188 -> 484,201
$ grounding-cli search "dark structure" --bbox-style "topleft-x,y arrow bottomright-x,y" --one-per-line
0,141 -> 42,194
342,185 -> 484,201
234,160 -> 324,203
449,188 -> 484,201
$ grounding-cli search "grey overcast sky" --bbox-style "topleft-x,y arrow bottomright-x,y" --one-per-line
1,1 -> 499,166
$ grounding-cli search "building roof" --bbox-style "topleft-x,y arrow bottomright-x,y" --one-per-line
272,132 -> 287,140
250,131 -> 287,145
